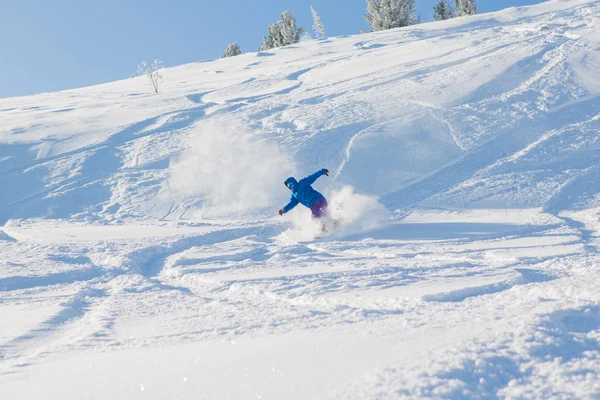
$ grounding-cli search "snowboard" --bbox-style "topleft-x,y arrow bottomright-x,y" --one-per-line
280,217 -> 340,243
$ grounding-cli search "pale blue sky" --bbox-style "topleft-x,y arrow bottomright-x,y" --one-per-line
2,0 -> 546,98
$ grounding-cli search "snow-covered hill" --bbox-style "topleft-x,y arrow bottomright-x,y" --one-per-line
2,1 -> 600,398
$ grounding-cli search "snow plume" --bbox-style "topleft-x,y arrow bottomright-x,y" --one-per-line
288,185 -> 389,237
167,121 -> 294,215
327,185 -> 389,234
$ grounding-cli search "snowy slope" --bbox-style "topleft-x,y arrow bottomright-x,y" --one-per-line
1,0 -> 600,398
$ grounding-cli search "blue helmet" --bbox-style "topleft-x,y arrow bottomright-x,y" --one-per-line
284,177 -> 298,190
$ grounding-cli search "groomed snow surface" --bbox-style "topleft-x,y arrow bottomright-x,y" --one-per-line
2,0 -> 600,398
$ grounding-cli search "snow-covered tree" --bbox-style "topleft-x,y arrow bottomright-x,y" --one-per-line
365,0 -> 417,31
222,43 -> 241,58
311,6 -> 326,39
259,10 -> 305,51
278,10 -> 304,45
148,59 -> 163,93
136,61 -> 147,78
260,36 -> 275,52
301,32 -> 312,42
136,59 -> 163,93
454,0 -> 478,17
433,0 -> 455,21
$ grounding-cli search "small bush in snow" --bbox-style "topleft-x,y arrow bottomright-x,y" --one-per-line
454,0 -> 478,17
433,0 -> 455,21
222,43 -> 242,58
365,0 -> 418,32
259,10 -> 305,51
311,6 -> 326,39
137,59 -> 163,93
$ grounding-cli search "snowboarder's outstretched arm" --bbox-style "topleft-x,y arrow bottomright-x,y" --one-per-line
279,196 -> 299,215
300,168 -> 329,185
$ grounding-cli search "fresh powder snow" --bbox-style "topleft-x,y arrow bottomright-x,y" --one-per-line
1,0 -> 600,398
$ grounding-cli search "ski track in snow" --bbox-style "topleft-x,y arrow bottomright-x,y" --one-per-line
1,1 -> 600,398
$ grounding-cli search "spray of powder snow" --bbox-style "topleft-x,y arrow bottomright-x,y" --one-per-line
287,185 -> 389,237
167,121 -> 294,215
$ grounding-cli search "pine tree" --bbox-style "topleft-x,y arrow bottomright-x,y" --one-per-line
433,0 -> 455,21
365,0 -> 417,32
221,43 -> 241,58
311,6 -> 326,39
260,10 -> 305,51
260,36 -> 274,52
454,0 -> 478,17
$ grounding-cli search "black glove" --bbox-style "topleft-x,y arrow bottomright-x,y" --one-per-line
324,169 -> 329,176
278,209 -> 284,216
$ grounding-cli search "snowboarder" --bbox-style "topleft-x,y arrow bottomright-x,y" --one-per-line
278,169 -> 329,219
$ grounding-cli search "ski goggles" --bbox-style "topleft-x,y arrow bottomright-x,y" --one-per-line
285,181 -> 297,190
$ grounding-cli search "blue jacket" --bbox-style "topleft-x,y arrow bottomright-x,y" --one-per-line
282,169 -> 327,213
